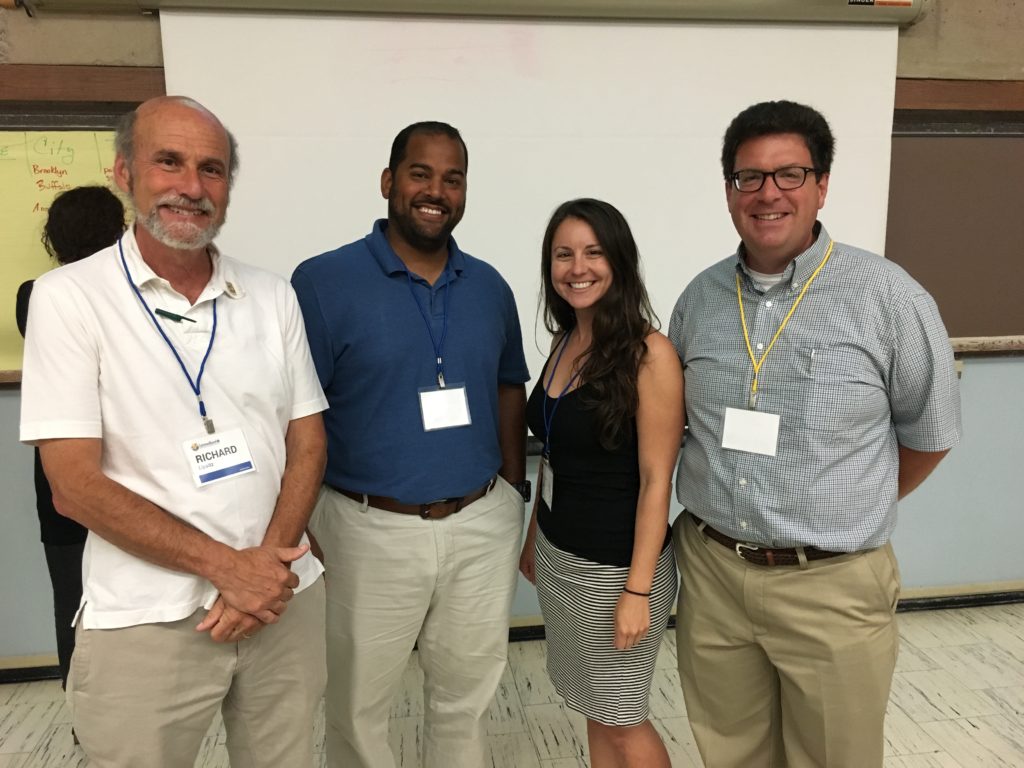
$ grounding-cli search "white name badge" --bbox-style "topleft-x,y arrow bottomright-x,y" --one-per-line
721,407 -> 781,457
541,456 -> 554,509
419,385 -> 472,431
183,427 -> 257,487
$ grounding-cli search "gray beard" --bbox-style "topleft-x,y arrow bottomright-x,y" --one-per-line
135,203 -> 224,251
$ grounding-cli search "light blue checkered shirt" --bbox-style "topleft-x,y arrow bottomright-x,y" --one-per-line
670,224 -> 962,551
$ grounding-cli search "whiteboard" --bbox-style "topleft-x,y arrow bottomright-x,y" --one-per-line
0,131 -> 119,376
162,12 -> 897,378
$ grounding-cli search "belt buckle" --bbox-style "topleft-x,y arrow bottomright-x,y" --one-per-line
421,497 -> 460,519
735,541 -> 760,562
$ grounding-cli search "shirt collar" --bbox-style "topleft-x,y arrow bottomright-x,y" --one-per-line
734,221 -> 830,289
365,219 -> 466,280
119,225 -> 244,302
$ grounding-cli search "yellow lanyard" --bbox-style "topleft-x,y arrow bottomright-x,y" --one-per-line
736,240 -> 834,409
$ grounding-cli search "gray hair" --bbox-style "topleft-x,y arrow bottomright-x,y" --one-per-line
114,96 -> 240,187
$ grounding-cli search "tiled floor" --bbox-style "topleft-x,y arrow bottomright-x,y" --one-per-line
2,603 -> 1023,766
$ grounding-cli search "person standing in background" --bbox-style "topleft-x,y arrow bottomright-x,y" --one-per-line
15,185 -> 126,690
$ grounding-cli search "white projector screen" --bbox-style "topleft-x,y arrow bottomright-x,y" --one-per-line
162,12 -> 897,377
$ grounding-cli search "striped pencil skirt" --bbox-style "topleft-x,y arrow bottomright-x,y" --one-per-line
534,528 -> 677,726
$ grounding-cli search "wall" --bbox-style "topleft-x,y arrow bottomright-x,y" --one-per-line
0,12 -> 161,66
507,356 -> 1024,620
1,0 -> 1022,663
898,0 -> 1024,80
891,357 -> 1024,589
0,387 -> 54,661
7,357 -> 1023,645
1,0 -> 1023,78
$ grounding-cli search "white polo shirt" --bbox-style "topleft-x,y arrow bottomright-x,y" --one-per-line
20,227 -> 327,629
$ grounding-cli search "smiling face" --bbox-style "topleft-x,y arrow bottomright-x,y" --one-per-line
381,131 -> 467,258
549,217 -> 614,317
114,99 -> 231,254
726,132 -> 828,273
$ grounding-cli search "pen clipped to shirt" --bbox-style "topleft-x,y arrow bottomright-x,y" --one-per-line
155,308 -> 196,323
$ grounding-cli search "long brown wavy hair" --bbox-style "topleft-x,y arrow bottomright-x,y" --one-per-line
540,198 -> 658,450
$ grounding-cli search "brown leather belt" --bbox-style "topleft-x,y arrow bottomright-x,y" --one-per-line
691,514 -> 844,567
328,477 -> 496,520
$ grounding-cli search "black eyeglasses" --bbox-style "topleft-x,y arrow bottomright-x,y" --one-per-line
728,166 -> 820,193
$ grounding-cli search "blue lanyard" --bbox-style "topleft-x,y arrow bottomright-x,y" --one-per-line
118,236 -> 218,434
405,263 -> 452,388
541,330 -> 581,458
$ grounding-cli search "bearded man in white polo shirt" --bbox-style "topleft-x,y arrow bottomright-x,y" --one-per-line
20,96 -> 328,768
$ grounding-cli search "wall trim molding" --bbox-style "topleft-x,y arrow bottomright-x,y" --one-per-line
895,78 -> 1024,111
0,64 -> 165,102
2,67 -> 1022,113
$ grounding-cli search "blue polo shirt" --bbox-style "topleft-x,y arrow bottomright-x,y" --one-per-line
292,220 -> 530,503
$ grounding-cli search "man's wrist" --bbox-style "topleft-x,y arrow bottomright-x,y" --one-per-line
510,480 -> 531,503
197,539 -> 238,585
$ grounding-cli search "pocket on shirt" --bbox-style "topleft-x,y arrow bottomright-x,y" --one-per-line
806,345 -> 872,382
780,344 -> 886,434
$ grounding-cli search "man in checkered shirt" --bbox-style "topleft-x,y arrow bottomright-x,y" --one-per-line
669,100 -> 961,767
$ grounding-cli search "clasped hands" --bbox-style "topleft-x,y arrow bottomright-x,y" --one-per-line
196,544 -> 308,643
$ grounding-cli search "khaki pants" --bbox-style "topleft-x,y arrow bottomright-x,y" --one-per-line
674,514 -> 900,768
68,577 -> 326,768
310,478 -> 524,768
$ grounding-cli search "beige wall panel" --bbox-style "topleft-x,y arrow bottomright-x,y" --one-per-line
897,0 -> 1024,80
1,1 -> 1022,79
0,10 -> 161,65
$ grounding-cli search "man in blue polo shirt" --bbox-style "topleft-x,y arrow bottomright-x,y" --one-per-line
292,121 -> 530,768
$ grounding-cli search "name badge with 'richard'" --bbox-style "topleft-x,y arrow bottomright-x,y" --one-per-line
183,428 -> 257,487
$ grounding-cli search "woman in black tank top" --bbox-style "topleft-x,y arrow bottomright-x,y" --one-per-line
519,199 -> 684,768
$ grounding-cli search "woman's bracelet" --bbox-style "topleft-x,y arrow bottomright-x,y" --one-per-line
623,587 -> 651,598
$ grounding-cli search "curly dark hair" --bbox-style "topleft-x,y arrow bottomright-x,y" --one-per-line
721,100 -> 835,178
42,186 -> 125,265
540,198 -> 658,450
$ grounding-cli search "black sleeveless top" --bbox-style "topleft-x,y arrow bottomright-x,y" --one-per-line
526,376 -> 646,567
